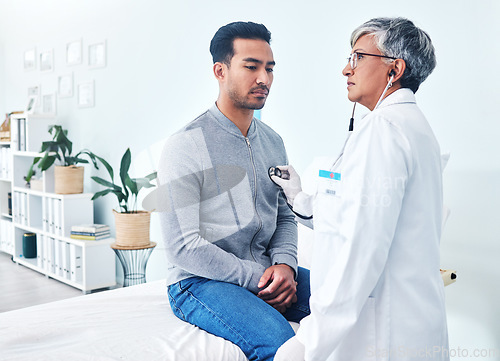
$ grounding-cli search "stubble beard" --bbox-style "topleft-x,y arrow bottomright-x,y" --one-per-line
228,89 -> 267,110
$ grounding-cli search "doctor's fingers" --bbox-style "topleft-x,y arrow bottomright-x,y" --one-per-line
270,175 -> 288,188
277,164 -> 299,178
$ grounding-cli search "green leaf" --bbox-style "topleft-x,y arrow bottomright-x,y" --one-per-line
125,175 -> 137,196
145,171 -> 157,181
38,153 -> 56,171
91,176 -> 121,191
134,177 -> 155,194
91,188 -> 114,200
119,148 -> 131,200
71,157 -> 89,165
93,154 -> 114,180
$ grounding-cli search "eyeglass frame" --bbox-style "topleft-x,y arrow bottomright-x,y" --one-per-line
347,52 -> 397,70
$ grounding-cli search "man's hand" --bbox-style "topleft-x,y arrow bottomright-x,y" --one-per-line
257,264 -> 297,313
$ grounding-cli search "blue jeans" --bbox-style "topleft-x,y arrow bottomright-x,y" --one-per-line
168,267 -> 310,361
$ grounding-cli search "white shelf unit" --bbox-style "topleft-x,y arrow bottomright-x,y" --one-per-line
0,139 -> 13,255
2,113 -> 116,293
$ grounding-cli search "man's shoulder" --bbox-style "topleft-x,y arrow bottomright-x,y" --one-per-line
173,109 -> 212,134
254,118 -> 285,144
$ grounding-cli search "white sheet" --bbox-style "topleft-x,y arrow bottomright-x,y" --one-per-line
0,280 -> 248,361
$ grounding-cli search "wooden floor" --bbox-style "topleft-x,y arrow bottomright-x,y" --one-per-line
0,251 -> 84,313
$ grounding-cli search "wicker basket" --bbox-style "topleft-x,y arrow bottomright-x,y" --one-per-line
55,165 -> 84,194
113,210 -> 151,248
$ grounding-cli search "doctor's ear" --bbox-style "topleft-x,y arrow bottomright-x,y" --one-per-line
389,59 -> 406,82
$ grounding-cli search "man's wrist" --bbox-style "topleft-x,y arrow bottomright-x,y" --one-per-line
274,263 -> 296,278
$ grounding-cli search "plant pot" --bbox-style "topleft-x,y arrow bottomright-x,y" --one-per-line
113,210 -> 151,248
55,165 -> 84,194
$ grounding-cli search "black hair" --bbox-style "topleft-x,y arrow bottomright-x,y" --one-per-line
210,21 -> 271,65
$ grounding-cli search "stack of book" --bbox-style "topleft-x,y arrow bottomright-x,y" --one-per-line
70,224 -> 111,240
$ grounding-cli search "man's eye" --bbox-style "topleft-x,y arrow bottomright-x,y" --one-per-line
245,66 -> 257,70
357,54 -> 364,60
266,68 -> 274,73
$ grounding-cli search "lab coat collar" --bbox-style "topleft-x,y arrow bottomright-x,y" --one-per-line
376,88 -> 416,109
209,103 -> 257,138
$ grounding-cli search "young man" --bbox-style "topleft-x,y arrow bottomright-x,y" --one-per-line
157,22 -> 310,360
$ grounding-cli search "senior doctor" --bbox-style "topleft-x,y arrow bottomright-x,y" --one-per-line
273,18 -> 449,361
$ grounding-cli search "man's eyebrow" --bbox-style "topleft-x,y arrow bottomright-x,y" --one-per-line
242,57 -> 276,66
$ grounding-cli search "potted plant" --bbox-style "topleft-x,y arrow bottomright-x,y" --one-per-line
26,125 -> 101,194
91,148 -> 157,248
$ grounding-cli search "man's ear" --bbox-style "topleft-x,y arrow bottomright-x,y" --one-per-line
213,62 -> 225,80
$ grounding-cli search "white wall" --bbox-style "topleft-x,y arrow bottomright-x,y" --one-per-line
1,0 -> 499,358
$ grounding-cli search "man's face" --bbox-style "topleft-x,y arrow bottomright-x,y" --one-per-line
223,38 -> 275,110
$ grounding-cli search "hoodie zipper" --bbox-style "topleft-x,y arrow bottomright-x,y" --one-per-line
245,136 -> 262,262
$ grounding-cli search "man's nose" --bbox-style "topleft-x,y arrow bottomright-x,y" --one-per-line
256,69 -> 271,86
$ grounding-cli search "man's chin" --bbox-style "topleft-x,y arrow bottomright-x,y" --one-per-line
247,100 -> 266,110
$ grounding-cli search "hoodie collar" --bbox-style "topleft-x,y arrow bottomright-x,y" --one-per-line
208,103 -> 256,138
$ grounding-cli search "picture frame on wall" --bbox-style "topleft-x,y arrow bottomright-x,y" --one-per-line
78,81 -> 94,108
88,41 -> 106,69
24,48 -> 36,71
66,39 -> 82,66
40,49 -> 54,72
58,74 -> 73,98
42,93 -> 57,115
27,85 -> 42,114
25,95 -> 38,114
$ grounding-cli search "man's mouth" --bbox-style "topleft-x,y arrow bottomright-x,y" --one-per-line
251,88 -> 269,96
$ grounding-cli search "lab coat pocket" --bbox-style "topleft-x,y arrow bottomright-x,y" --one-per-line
313,191 -> 341,235
334,297 -> 377,361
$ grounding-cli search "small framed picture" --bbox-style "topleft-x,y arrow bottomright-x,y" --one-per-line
26,95 -> 38,114
58,74 -> 73,98
88,41 -> 106,69
78,81 -> 95,108
27,85 -> 41,114
66,39 -> 82,66
24,48 -> 36,71
40,49 -> 54,72
42,93 -> 57,115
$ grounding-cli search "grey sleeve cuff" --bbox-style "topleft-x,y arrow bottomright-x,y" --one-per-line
246,262 -> 267,294
271,254 -> 298,279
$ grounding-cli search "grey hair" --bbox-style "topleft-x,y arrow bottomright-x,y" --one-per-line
351,17 -> 436,92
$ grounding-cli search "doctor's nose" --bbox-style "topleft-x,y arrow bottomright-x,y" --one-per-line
342,63 -> 352,77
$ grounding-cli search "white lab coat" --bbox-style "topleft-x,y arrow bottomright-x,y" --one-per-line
295,89 -> 449,361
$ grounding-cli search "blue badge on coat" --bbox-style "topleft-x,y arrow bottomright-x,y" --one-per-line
318,170 -> 341,180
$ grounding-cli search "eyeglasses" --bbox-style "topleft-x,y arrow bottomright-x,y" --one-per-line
347,52 -> 397,70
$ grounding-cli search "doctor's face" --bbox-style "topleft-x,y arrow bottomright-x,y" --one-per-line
342,35 -> 393,110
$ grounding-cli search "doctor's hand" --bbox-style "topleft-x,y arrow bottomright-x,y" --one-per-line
270,165 -> 302,206
257,264 -> 297,313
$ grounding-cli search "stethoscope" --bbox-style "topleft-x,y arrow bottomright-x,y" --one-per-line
269,73 -> 396,220
268,167 -> 313,220
348,72 -> 395,131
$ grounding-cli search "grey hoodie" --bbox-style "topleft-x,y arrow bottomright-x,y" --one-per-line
158,104 -> 297,293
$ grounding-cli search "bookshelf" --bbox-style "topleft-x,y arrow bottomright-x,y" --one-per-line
0,140 -> 13,255
0,113 -> 116,293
